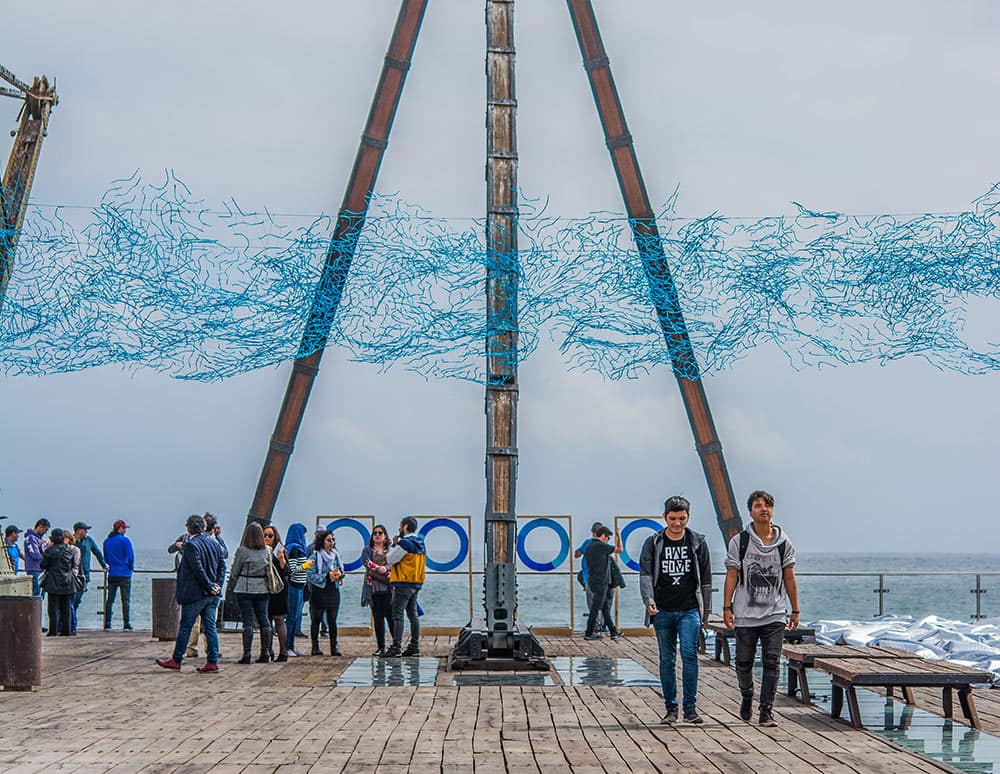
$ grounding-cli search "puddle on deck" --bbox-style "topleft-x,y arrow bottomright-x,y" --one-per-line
451,671 -> 555,686
552,657 -> 659,687
811,688 -> 1000,774
335,657 -> 439,686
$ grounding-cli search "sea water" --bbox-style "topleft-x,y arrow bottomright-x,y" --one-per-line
70,550 -> 1000,631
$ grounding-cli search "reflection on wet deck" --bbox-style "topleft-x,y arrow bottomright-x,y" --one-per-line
336,657 -> 439,686
552,656 -> 659,687
810,687 -> 1000,773
450,671 -> 555,686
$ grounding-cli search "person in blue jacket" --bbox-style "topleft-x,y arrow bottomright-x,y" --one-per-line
102,519 -> 135,630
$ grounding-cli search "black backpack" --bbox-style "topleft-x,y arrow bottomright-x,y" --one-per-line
737,529 -> 787,589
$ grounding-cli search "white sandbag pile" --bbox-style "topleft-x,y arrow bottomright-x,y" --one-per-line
809,614 -> 1000,683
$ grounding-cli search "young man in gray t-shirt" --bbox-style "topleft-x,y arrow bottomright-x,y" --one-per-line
722,490 -> 801,728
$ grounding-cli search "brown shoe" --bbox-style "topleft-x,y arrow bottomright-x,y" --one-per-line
155,657 -> 181,671
196,663 -> 219,673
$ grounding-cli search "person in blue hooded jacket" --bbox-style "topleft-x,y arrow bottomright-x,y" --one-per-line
283,522 -> 309,657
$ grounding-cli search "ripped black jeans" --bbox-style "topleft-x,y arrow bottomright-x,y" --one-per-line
734,621 -> 785,710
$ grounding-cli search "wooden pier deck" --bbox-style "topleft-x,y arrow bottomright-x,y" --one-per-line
0,631 -> 962,773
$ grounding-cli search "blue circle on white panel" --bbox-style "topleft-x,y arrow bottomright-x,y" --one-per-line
619,518 -> 663,571
418,518 -> 469,572
326,518 -> 371,571
516,518 -> 570,572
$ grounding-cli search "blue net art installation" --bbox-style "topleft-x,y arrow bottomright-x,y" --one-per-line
1,170 -> 998,382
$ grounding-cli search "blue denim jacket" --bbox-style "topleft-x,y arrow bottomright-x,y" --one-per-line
306,550 -> 344,588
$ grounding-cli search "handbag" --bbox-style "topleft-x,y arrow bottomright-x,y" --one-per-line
265,552 -> 285,594
73,570 -> 86,593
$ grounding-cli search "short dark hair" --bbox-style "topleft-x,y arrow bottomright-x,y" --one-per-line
186,514 -> 205,535
747,490 -> 775,511
35,518 -> 50,529
49,528 -> 65,543
203,512 -> 217,530
314,529 -> 333,553
241,522 -> 265,550
400,516 -> 418,535
596,525 -> 613,538
590,521 -> 604,533
664,496 -> 690,515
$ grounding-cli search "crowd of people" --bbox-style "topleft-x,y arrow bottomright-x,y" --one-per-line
3,517 -> 134,635
6,491 -> 802,729
155,515 -> 427,672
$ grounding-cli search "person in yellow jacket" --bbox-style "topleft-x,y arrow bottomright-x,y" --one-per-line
383,517 -> 426,658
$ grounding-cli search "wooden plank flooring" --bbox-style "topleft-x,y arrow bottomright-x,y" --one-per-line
0,630 -> 960,773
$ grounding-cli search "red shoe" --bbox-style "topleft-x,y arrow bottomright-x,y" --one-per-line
156,657 -> 181,671
196,663 -> 219,673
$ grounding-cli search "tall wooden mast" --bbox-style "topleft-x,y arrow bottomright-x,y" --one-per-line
565,0 -> 743,544
245,0 -> 428,527
451,0 -> 546,669
1,66 -> 57,312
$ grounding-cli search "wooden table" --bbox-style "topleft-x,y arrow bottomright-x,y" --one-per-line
782,643 -> 920,706
812,656 -> 992,729
702,616 -> 813,664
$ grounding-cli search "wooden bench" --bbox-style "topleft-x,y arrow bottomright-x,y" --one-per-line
812,656 -> 992,729
701,616 -> 813,664
782,643 -> 920,706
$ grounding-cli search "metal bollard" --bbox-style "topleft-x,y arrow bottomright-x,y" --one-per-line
151,577 -> 180,641
0,595 -> 42,690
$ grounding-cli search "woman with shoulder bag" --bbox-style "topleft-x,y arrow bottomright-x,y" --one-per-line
229,523 -> 273,664
39,529 -> 77,636
361,524 -> 392,656
306,529 -> 344,657
263,524 -> 290,662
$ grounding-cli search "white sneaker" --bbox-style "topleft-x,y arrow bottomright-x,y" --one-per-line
286,649 -> 297,658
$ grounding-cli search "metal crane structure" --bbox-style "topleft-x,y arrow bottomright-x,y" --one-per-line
247,0 -> 742,668
1,64 -> 57,313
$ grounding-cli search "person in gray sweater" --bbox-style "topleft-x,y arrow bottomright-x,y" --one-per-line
229,523 -> 273,664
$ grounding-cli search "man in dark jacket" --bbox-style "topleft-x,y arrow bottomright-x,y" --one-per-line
156,514 -> 226,672
639,496 -> 712,725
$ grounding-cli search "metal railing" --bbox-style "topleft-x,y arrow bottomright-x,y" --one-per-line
84,568 -> 998,630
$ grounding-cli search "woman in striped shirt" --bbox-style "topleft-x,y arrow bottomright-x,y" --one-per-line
284,522 -> 309,657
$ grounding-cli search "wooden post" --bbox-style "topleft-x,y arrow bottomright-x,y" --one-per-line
245,0 -> 429,527
1,74 -> 57,312
482,0 -> 520,653
564,0 -> 742,545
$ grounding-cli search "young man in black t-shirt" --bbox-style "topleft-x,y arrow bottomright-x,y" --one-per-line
639,496 -> 713,725
583,526 -> 624,640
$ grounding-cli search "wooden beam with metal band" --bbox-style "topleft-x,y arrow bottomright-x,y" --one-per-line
246,0 -> 429,527
1,75 -> 56,312
565,0 -> 743,544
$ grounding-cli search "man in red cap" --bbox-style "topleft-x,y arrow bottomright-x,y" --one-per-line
102,519 -> 135,630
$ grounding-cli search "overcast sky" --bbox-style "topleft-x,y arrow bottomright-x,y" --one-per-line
2,1 -> 998,561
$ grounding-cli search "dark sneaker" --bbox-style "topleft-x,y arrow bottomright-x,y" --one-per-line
155,657 -> 181,671
310,645 -> 323,656
371,649 -> 385,657
661,707 -> 678,724
123,624 -> 134,631
196,663 -> 219,673
382,646 -> 402,658
583,633 -> 603,641
331,647 -> 342,657
401,644 -> 420,657
683,709 -> 704,725
740,695 -> 753,722
759,708 -> 778,728
610,631 -> 625,640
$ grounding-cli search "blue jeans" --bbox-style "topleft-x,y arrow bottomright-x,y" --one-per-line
652,608 -> 701,712
29,571 -> 44,598
285,584 -> 304,652
71,589 -> 84,632
172,596 -> 221,665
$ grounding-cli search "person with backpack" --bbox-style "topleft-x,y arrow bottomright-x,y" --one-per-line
639,496 -> 712,725
722,490 -> 800,728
